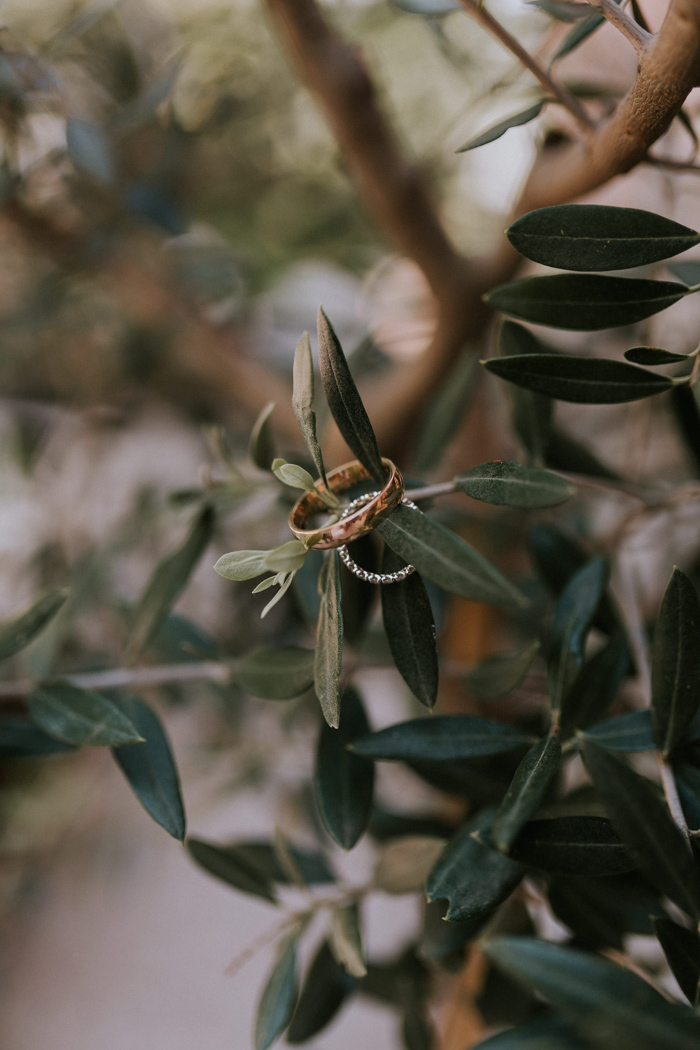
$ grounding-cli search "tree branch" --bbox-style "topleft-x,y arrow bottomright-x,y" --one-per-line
587,0 -> 653,54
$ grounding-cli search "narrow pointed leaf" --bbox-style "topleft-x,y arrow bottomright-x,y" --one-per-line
549,558 -> 609,710
551,12 -> 605,63
0,587 -> 69,661
329,904 -> 367,977
314,686 -> 374,849
470,1013 -> 587,1049
314,550 -> 343,728
412,352 -> 478,473
527,0 -> 594,21
670,261 -> 700,286
625,346 -> 690,365
394,0 -> 460,11
0,717 -> 76,757
466,640 -> 540,701
581,709 -> 655,751
653,917 -> 700,1005
485,275 -> 687,331
581,738 -> 700,920
28,680 -> 142,747
186,838 -> 277,903
124,504 -> 215,658
249,401 -> 276,470
456,101 -> 546,153
484,937 -> 700,1050
500,321 -> 554,464
426,808 -> 524,921
237,645 -> 315,700
510,816 -> 635,875
292,331 -> 327,487
352,715 -> 534,761
317,308 -> 384,483
112,696 -> 185,840
214,550 -> 269,581
507,206 -> 700,272
559,631 -> 630,736
255,932 -> 298,1050
209,841 -> 333,887
651,567 -> 700,758
381,549 -> 438,709
287,941 -> 356,1044
492,735 -> 562,852
377,504 -> 527,609
484,354 -> 675,403
455,461 -> 575,508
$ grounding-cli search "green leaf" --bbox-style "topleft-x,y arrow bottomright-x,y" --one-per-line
377,504 -> 527,609
28,680 -> 143,747
651,568 -> 700,758
509,816 -> 635,876
287,941 -> 356,1044
581,709 -> 655,751
317,307 -> 384,483
249,401 -> 276,470
66,118 -> 115,183
455,461 -> 575,508
470,1013 -> 587,1049
271,459 -> 317,492
653,917 -> 700,1005
456,101 -> 546,153
381,549 -> 438,709
486,353 -> 675,404
426,808 -> 524,921
484,937 -> 700,1050
125,504 -> 215,658
314,550 -> 343,728
237,645 -> 315,700
264,540 -> 308,574
411,352 -> 478,473
0,717 -> 76,757
491,735 -> 562,853
670,261 -> 700,286
211,841 -> 333,887
255,932 -> 298,1050
507,206 -> 700,272
112,696 -> 186,840
581,738 -> 700,920
625,346 -> 691,365
559,631 -> 630,736
214,550 -> 269,581
551,11 -> 605,63
0,587 -> 69,661
186,838 -> 277,903
485,275 -> 688,331
549,558 -> 609,711
352,715 -> 534,761
500,321 -> 554,464
465,640 -> 540,701
527,0 -> 594,21
292,331 -> 328,488
394,0 -> 460,11
329,904 -> 367,977
315,686 -> 374,849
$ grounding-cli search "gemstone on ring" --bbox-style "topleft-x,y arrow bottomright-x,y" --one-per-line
337,493 -> 418,584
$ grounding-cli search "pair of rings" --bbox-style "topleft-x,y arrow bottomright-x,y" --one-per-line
288,457 -> 416,584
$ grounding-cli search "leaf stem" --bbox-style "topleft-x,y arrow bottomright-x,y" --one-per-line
457,0 -> 595,129
0,660 -> 233,700
587,0 -> 653,54
657,753 -> 692,846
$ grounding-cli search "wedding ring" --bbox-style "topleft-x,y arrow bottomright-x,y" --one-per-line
288,457 -> 404,550
338,493 -> 418,584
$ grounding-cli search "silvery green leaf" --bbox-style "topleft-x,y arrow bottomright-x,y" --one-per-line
237,645 -> 315,699
0,587 -> 69,661
455,461 -> 575,509
457,101 -> 546,153
253,575 -> 280,593
264,540 -> 308,574
261,572 -> 296,618
329,905 -> 367,978
272,459 -> 318,492
255,931 -> 299,1050
293,331 -> 328,488
29,680 -> 143,748
214,550 -> 269,581
651,567 -> 700,758
314,551 -> 343,728
249,401 -> 276,471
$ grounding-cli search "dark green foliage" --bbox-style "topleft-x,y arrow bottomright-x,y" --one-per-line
549,558 -> 609,710
457,101 -> 546,153
491,735 -> 562,852
0,587 -> 69,661
411,352 -> 478,473
625,346 -> 690,365
340,533 -> 377,644
484,354 -> 675,403
381,548 -> 438,708
315,550 -> 343,728
507,206 -> 699,272
255,932 -> 298,1050
651,568 -> 700,758
186,839 -> 278,903
352,714 -> 534,761
112,695 -> 186,840
0,717 -> 76,757
559,632 -> 630,737
454,461 -> 575,508
471,1012 -> 587,1049
28,680 -> 142,747
249,401 -> 276,471
287,941 -> 356,1043
581,709 -> 655,751
314,686 -> 374,849
653,917 -> 700,1005
237,645 -> 315,700
670,385 -> 700,476
547,873 -> 662,950
317,307 -> 384,483
465,639 -> 540,701
510,816 -> 635,875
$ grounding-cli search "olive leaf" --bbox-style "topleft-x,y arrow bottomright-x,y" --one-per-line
112,695 -> 186,840
314,686 -> 373,849
491,735 -> 562,853
559,631 -> 630,737
625,346 -> 690,365
249,401 -> 276,470
509,816 -> 635,876
394,0 -> 461,12
124,504 -> 215,659
329,904 -> 367,978
28,680 -> 143,748
468,1013 -> 587,1049
287,942 -> 356,1044
377,504 -> 528,609
549,558 -> 609,711
455,461 -> 575,508
653,917 -> 700,1005
351,714 -> 534,761
272,458 -> 338,508
485,274 -> 688,331
236,645 -> 315,699
317,307 -> 384,483
580,709 -> 655,751
551,10 -> 605,62
651,567 -> 700,759
527,0 -> 594,21
0,586 -> 69,661
314,550 -> 343,728
484,354 -> 675,403
507,205 -> 700,272
456,101 -> 546,153
381,548 -> 438,709
255,931 -> 299,1050
411,351 -> 478,473
186,838 -> 278,903
292,330 -> 328,488
0,717 -> 76,757
465,639 -> 540,701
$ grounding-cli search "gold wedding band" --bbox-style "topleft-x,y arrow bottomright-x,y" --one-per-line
289,458 -> 404,550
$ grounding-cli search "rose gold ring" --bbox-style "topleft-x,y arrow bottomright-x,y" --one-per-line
288,458 -> 404,550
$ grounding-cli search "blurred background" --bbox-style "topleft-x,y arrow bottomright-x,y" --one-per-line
0,0 -> 698,1047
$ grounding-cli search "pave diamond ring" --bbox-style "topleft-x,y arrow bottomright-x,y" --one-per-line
337,493 -> 418,584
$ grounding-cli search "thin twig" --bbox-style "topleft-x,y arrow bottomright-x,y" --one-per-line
587,0 -> 653,53
0,660 -> 233,699
657,754 -> 692,846
457,0 -> 595,129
